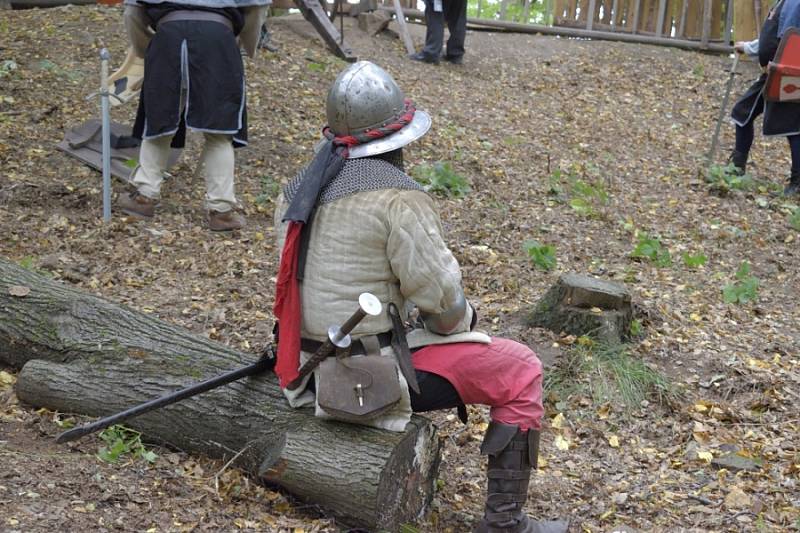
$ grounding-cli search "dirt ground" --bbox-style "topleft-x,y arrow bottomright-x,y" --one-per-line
1,5 -> 799,532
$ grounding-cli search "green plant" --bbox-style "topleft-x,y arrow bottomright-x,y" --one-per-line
523,240 -> 557,271
722,261 -> 759,304
255,175 -> 281,205
682,252 -> 708,268
547,168 -> 609,217
18,256 -> 35,270
569,179 -> 608,218
629,318 -> 643,337
546,169 -> 565,197
123,158 -> 138,169
630,232 -> 672,267
37,59 -> 83,82
544,341 -> 677,409
97,425 -> 158,464
705,163 -> 755,193
412,162 -> 471,198
790,208 -> 800,231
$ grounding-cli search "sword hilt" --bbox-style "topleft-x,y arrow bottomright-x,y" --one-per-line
286,293 -> 382,390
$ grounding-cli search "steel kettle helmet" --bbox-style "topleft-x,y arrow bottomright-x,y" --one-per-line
325,61 -> 431,159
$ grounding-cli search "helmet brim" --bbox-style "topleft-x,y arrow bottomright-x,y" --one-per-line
348,109 -> 431,159
313,110 -> 431,159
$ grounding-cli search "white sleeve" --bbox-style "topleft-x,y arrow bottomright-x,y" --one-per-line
743,39 -> 760,58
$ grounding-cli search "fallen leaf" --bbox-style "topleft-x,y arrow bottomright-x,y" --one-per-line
608,435 -> 620,448
697,450 -> 713,462
724,486 -> 752,509
0,371 -> 15,386
551,413 -> 565,429
554,435 -> 570,451
8,285 -> 31,297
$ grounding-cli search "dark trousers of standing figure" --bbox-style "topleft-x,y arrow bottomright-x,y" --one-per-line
735,110 -> 800,175
421,0 -> 467,60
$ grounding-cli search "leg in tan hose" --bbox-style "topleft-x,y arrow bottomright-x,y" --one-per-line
117,135 -> 172,218
200,133 -> 246,231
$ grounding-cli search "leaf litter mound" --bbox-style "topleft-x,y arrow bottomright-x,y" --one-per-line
1,6 -> 799,532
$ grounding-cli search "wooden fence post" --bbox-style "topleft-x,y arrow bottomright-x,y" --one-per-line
655,0 -> 667,35
701,0 -> 712,47
586,0 -> 597,28
631,0 -> 641,33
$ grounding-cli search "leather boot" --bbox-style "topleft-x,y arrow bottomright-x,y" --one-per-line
728,150 -> 748,176
475,422 -> 570,533
117,190 -> 157,218
784,170 -> 800,196
208,209 -> 246,231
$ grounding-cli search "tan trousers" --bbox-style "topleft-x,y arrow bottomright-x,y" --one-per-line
132,133 -> 238,213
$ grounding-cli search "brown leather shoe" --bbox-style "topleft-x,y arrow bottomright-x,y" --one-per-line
117,190 -> 157,218
208,209 -> 246,231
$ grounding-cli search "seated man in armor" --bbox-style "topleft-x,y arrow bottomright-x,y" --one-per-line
272,61 -> 568,533
117,0 -> 269,230
730,0 -> 800,196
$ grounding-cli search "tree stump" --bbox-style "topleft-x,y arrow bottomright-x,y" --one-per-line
0,258 -> 441,531
527,273 -> 633,344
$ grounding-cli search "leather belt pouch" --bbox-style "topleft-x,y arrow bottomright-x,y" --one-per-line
317,355 -> 401,423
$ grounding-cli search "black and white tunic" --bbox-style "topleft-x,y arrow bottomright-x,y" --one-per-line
132,3 -> 248,148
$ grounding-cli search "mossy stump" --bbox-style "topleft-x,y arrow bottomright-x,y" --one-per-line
528,274 -> 633,344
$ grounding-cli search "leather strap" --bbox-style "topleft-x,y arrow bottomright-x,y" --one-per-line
300,331 -> 393,356
159,10 -> 234,32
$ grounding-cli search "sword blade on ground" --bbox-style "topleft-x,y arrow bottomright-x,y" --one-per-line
55,353 -> 275,444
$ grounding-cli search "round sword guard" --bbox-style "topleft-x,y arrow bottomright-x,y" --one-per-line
328,325 -> 352,348
358,293 -> 382,316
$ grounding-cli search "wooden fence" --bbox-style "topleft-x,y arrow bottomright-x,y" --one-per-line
472,0 -> 766,45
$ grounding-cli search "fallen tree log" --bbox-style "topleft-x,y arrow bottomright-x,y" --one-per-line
0,258 -> 441,530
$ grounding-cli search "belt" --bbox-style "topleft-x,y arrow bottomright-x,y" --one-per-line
300,331 -> 393,356
158,10 -> 234,32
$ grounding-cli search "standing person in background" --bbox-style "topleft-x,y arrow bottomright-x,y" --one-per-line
409,0 -> 467,65
730,0 -> 800,195
118,0 -> 269,230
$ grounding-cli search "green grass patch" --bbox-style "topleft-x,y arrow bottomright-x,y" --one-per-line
412,162 -> 471,198
705,163 -> 755,194
523,240 -> 557,271
789,208 -> 800,231
547,167 -> 609,218
255,175 -> 281,205
722,261 -> 759,304
545,340 -> 678,409
682,252 -> 708,268
630,232 -> 672,267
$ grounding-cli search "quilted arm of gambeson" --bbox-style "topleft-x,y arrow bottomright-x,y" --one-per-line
385,191 -> 471,334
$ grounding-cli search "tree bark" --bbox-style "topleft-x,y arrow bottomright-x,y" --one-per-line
0,258 -> 441,531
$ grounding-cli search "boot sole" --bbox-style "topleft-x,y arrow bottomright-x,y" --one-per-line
118,207 -> 154,219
